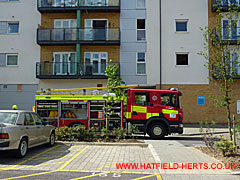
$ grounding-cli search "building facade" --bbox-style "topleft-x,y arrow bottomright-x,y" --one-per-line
0,0 -> 40,110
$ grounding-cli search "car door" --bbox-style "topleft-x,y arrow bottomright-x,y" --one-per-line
32,113 -> 49,143
23,113 -> 38,146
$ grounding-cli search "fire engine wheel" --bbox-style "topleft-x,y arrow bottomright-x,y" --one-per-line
148,122 -> 166,139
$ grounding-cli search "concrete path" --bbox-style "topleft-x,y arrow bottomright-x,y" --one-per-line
146,140 -> 239,180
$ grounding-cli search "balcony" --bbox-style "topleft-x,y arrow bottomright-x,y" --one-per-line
36,62 -> 120,79
214,27 -> 240,45
212,63 -> 240,79
37,28 -> 120,45
37,0 -> 120,13
212,0 -> 240,12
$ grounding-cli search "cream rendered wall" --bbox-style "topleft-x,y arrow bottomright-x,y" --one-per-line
146,0 -> 160,86
161,0 -> 208,84
0,0 -> 40,84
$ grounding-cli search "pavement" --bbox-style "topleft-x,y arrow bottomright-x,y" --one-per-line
0,124 -> 239,180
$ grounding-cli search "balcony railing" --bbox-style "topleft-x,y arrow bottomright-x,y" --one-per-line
212,63 -> 240,79
37,0 -> 120,13
214,27 -> 240,44
36,62 -> 120,79
212,0 -> 240,12
37,28 -> 120,45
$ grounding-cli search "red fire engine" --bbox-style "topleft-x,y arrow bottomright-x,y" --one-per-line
35,85 -> 183,139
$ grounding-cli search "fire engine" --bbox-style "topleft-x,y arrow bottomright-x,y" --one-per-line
34,85 -> 183,139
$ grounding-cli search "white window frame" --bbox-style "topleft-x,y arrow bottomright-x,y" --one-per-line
175,52 -> 189,67
136,0 -> 145,9
0,0 -> 20,2
6,54 -> 18,66
7,21 -> 19,34
84,52 -> 108,75
136,19 -> 146,42
136,52 -> 146,75
175,19 -> 188,33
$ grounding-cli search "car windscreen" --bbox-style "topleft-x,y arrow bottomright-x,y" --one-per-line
0,112 -> 18,125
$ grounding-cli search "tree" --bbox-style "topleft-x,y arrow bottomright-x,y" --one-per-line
199,6 -> 240,142
105,59 -> 126,102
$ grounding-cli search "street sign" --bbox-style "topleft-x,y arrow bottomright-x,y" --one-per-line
198,96 -> 205,105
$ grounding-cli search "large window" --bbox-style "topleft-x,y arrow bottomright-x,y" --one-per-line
0,21 -> 19,34
176,20 -> 188,32
137,19 -> 145,41
0,53 -> 18,66
84,52 -> 108,75
137,0 -> 145,8
137,52 -> 146,74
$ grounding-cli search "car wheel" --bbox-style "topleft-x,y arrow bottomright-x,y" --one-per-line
48,132 -> 55,147
16,138 -> 28,158
148,122 -> 166,139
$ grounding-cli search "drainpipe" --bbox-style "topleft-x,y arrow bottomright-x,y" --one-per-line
159,0 -> 162,89
76,2 -> 81,76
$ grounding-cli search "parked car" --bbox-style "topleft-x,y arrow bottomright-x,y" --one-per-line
0,110 -> 55,158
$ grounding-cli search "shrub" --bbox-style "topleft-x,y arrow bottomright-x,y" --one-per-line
215,136 -> 235,156
113,127 -> 126,140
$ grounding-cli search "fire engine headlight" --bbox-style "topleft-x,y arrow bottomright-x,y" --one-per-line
179,124 -> 183,128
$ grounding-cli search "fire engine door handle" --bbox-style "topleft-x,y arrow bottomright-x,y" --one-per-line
133,111 -> 138,115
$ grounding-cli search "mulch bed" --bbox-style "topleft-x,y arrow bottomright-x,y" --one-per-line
196,146 -> 240,171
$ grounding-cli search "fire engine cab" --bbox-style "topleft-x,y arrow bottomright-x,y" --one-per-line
126,88 -> 183,139
34,86 -> 183,139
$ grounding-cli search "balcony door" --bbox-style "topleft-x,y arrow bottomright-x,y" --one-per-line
84,52 -> 108,75
54,19 -> 77,41
54,52 -> 76,75
84,19 -> 108,40
222,20 -> 240,40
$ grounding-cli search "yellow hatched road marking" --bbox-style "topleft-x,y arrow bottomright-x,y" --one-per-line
131,174 -> 156,180
0,145 -> 59,171
58,145 -> 89,171
6,162 -> 65,170
0,170 -> 58,180
32,155 -> 73,161
156,174 -> 162,180
70,173 -> 101,180
0,146 -> 89,180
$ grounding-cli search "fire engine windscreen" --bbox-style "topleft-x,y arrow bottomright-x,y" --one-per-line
161,94 -> 178,108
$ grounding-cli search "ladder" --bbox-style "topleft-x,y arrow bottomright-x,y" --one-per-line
36,85 -> 139,95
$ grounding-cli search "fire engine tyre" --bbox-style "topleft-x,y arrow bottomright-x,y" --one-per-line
16,138 -> 28,158
148,122 -> 166,139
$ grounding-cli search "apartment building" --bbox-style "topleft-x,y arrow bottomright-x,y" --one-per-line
120,0 -> 147,85
36,0 -> 121,90
0,0 -> 40,110
147,0 -> 240,123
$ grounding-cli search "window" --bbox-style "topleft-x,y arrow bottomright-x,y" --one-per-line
24,113 -> 35,126
161,93 -> 177,107
32,113 -> 44,125
176,53 -> 188,66
0,0 -> 20,2
137,19 -> 145,41
176,20 -> 188,32
0,53 -> 18,66
7,54 -> 18,66
84,52 -> 108,75
0,21 -> 19,34
137,0 -> 145,8
135,92 -> 150,106
137,52 -> 146,74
